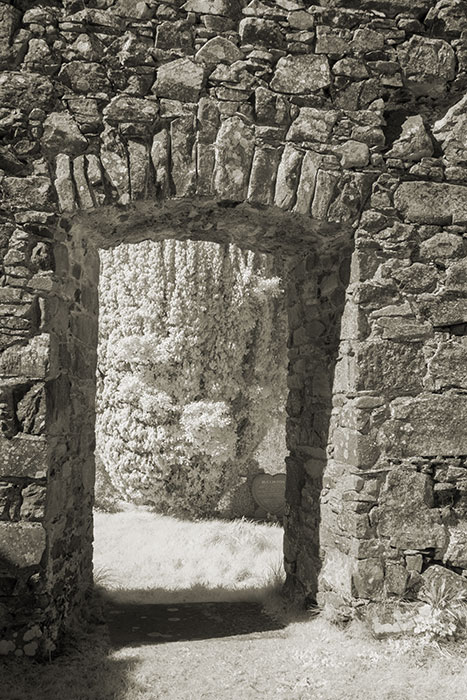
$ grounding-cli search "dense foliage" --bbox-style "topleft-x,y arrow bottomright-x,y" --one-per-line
96,239 -> 287,517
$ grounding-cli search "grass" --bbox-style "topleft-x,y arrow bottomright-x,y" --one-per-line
3,508 -> 467,700
93,505 -> 285,604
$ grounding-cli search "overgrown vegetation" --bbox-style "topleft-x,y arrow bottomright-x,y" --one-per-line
97,240 -> 287,517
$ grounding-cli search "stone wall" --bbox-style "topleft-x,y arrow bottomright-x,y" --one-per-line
0,0 -> 466,656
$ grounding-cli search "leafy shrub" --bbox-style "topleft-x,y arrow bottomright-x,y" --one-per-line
96,240 -> 287,517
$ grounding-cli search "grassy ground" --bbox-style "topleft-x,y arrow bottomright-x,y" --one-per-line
2,509 -> 467,700
93,506 -> 285,603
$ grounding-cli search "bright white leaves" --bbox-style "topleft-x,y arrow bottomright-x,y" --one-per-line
96,239 -> 287,516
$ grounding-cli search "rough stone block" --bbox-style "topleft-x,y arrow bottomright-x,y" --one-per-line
0,335 -> 57,380
286,108 -> 339,143
397,35 -> 456,96
378,467 -> 447,551
0,436 -> 48,479
271,54 -> 331,94
355,340 -> 425,396
394,181 -> 467,225
153,58 -> 205,103
213,116 -> 254,201
419,564 -> 467,601
383,394 -> 467,457
0,522 -> 46,568
2,177 -> 54,211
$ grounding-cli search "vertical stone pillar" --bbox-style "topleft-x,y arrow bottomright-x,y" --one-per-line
318,178 -> 467,611
283,239 -> 352,604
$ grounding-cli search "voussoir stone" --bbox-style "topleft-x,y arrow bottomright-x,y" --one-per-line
153,58 -> 205,102
271,54 -> 331,94
213,115 -> 254,200
195,37 -> 242,65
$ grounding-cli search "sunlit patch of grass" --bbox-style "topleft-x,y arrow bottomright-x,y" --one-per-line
93,507 -> 284,604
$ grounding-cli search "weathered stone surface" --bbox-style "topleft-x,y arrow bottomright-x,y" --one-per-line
433,94 -> 467,167
54,155 -> 76,212
0,335 -> 57,380
100,125 -> 130,205
355,341 -> 425,396
0,436 -> 48,479
287,108 -> 339,143
386,115 -> 433,162
0,522 -> 46,568
294,150 -> 320,215
153,58 -> 205,102
1,177 -> 54,211
337,140 -> 369,168
255,87 -> 290,125
213,116 -> 255,200
378,468 -> 446,551
397,36 -> 456,95
0,72 -> 54,111
171,116 -> 196,197
150,130 -> 170,197
42,112 -> 88,157
311,170 -> 340,220
247,147 -> 280,205
394,182 -> 467,225
384,394 -> 467,457
103,96 -> 159,124
274,144 -> 303,210
58,61 -> 111,94
195,37 -> 242,65
352,558 -> 384,598
239,18 -> 284,48
20,483 -> 46,521
419,231 -> 464,262
271,55 -> 331,94
182,0 -> 239,14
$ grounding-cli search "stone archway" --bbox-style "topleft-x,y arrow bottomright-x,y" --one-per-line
1,0 -> 467,658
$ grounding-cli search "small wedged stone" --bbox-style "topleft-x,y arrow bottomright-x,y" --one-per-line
270,54 -> 331,94
153,58 -> 205,102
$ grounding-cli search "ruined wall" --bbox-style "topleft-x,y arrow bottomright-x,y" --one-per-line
0,0 -> 467,656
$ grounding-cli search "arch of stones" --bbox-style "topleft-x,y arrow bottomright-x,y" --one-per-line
1,0 -> 467,657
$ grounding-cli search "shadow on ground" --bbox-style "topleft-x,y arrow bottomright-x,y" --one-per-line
0,623 -> 137,700
103,593 -> 287,649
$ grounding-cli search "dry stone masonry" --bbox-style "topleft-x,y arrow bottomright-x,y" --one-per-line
0,0 -> 466,657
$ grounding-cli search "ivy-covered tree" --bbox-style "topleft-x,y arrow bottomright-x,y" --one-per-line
96,239 -> 287,517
